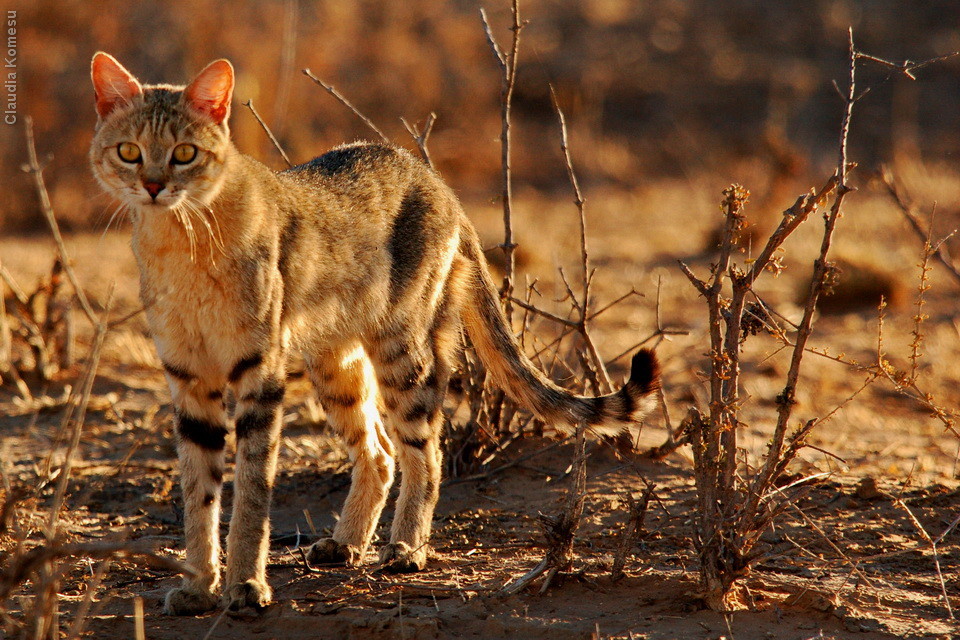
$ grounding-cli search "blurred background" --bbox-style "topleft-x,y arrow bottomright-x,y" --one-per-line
3,0 -> 960,233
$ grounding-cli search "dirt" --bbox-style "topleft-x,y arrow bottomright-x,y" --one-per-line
3,177 -> 960,639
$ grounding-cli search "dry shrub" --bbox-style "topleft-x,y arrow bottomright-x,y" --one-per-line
675,34 -> 960,612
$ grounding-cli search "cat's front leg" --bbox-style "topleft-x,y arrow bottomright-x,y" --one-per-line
162,365 -> 228,616
223,349 -> 286,611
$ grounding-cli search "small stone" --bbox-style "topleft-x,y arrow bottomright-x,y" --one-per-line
855,477 -> 886,500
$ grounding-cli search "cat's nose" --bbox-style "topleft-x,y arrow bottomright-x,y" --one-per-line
143,181 -> 165,200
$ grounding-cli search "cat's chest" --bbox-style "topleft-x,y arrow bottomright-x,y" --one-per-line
136,244 -> 272,376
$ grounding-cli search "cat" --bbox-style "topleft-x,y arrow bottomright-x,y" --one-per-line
89,52 -> 661,615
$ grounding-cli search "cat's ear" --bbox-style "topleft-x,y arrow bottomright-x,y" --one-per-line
183,59 -> 234,125
91,52 -> 143,119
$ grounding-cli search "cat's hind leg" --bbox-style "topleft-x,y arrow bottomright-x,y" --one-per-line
367,314 -> 457,572
305,344 -> 395,566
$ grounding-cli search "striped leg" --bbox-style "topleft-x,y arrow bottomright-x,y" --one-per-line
369,323 -> 453,572
223,351 -> 285,611
306,344 -> 395,566
162,365 -> 227,616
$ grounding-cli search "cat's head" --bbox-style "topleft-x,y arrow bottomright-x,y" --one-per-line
89,52 -> 234,215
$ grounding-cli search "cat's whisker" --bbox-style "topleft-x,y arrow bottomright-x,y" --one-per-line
184,194 -> 226,254
172,203 -> 198,262
179,197 -> 220,262
99,202 -> 131,241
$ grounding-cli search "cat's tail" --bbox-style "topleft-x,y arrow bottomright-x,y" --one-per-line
458,228 -> 660,436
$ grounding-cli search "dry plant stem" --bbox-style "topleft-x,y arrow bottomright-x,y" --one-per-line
611,485 -> 654,580
854,49 -> 960,81
480,0 -> 524,318
46,287 -> 113,537
23,117 -> 97,327
788,504 -> 875,589
271,0 -> 299,137
677,31 -> 863,611
880,168 -> 960,287
894,498 -> 954,620
908,223 -> 935,380
0,540 -> 191,603
401,113 -> 437,170
0,261 -> 11,372
302,69 -> 389,143
552,93 -> 613,394
498,425 -> 586,595
748,31 -> 856,512
64,558 -> 110,640
0,263 -> 28,306
243,99 -> 293,168
133,597 -> 146,640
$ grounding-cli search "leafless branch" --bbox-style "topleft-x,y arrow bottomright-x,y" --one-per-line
401,112 -> 437,170
302,69 -> 389,143
480,0 -> 525,318
23,117 -> 98,327
243,99 -> 294,168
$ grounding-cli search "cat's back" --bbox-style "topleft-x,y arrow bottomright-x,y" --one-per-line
280,142 -> 453,210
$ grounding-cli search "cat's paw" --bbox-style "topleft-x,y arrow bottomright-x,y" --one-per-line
305,538 -> 364,566
378,541 -> 429,573
223,579 -> 271,612
163,586 -> 219,616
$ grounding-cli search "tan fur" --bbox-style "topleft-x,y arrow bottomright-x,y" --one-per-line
90,53 -> 661,614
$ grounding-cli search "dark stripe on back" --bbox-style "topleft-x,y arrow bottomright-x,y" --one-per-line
162,361 -> 194,382
387,186 -> 430,300
176,412 -> 228,450
278,214 -> 301,282
229,353 -> 263,383
291,144 -> 394,176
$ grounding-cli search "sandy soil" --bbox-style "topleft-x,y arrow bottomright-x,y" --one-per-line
3,176 -> 960,639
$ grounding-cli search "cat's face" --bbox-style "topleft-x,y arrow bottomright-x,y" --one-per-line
90,53 -> 234,217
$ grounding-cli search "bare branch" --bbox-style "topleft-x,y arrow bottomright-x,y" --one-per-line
302,69 -> 389,143
881,167 -> 960,287
243,99 -> 294,168
401,112 -> 437,170
480,0 -> 525,318
23,117 -> 98,327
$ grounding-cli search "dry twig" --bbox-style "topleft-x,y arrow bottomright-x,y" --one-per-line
243,99 -> 294,168
499,424 -> 588,595
480,0 -> 525,316
302,69 -> 389,143
23,117 -> 97,327
401,113 -> 437,170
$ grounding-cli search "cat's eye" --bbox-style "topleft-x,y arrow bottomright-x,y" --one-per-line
171,144 -> 198,165
117,142 -> 142,163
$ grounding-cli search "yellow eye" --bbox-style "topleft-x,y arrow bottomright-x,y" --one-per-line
172,143 -> 198,165
117,142 -> 142,163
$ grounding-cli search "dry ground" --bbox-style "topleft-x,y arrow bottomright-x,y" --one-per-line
3,168 -> 960,639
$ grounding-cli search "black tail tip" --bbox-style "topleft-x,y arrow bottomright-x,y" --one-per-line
628,349 -> 661,393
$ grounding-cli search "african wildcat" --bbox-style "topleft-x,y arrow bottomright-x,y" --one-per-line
89,52 -> 660,615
